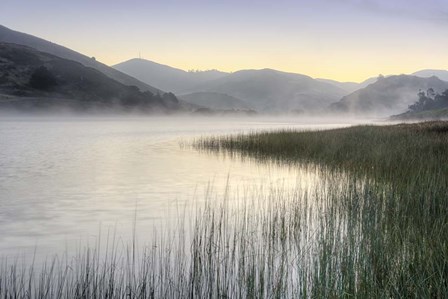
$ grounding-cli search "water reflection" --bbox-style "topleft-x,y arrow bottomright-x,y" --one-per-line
0,116 -> 361,259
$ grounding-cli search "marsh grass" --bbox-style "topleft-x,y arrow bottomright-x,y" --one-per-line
1,122 -> 447,298
195,121 -> 448,179
194,121 -> 448,297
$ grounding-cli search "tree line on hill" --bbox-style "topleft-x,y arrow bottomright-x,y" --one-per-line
408,89 -> 448,113
28,65 -> 179,108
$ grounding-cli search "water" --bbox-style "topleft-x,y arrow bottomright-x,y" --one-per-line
0,116 -> 360,259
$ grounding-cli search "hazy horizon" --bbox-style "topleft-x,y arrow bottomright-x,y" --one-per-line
1,0 -> 447,82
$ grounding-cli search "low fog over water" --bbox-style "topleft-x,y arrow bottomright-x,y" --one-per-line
0,116 -> 371,260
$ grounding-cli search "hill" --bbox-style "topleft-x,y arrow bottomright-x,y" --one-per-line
178,92 -> 252,110
0,24 -> 161,94
330,75 -> 448,117
412,69 -> 448,82
184,69 -> 347,113
113,58 -> 228,93
0,43 -> 179,112
316,78 -> 360,93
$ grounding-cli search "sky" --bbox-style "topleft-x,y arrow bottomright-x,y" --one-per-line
1,0 -> 447,82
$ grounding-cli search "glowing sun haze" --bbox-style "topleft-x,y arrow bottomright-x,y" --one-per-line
1,0 -> 447,82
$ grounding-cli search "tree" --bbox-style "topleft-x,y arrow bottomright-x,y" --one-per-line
408,89 -> 448,112
426,88 -> 436,99
29,66 -> 58,90
162,92 -> 179,104
409,90 -> 431,112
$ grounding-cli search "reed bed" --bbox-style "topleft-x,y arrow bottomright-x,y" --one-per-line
195,121 -> 448,181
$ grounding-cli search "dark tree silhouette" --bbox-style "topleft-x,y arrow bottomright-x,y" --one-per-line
408,89 -> 448,112
162,92 -> 179,104
29,66 -> 58,90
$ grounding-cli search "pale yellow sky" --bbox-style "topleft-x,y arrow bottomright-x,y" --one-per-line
1,0 -> 447,83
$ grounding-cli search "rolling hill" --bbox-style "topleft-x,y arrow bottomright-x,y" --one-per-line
114,60 -> 352,113
0,43 -> 179,112
412,69 -> 448,82
316,78 -> 360,93
178,92 -> 252,110
113,58 -> 228,93
0,24 -> 161,94
330,75 -> 448,117
182,69 -> 348,113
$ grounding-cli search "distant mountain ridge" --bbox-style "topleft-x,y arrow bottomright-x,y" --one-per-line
315,79 -> 360,93
113,58 -> 228,93
0,24 -> 161,94
115,60 -> 348,113
412,69 -> 448,82
183,69 -> 348,113
113,56 -> 448,116
178,92 -> 252,110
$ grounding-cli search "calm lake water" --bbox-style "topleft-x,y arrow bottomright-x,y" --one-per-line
0,116 -> 366,259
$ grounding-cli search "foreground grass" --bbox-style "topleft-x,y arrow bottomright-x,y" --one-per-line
1,122 -> 447,298
196,121 -> 448,181
195,121 -> 448,297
